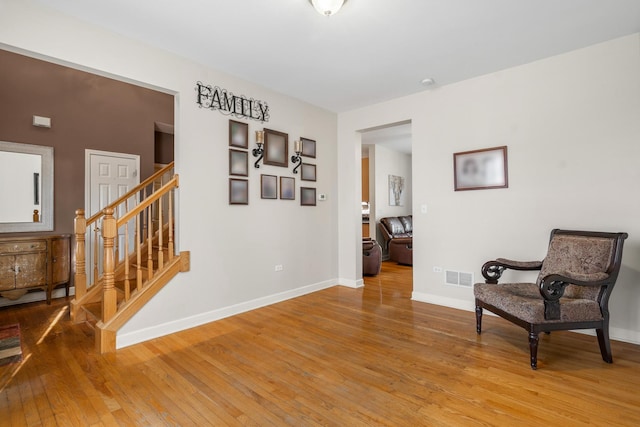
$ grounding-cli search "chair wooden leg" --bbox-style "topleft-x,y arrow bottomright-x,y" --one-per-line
475,305 -> 483,334
596,328 -> 613,363
529,332 -> 539,370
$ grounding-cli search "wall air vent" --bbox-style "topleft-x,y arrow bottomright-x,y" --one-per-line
445,270 -> 474,288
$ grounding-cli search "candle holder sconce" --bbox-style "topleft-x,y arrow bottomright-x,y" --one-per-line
253,130 -> 265,168
291,140 -> 302,174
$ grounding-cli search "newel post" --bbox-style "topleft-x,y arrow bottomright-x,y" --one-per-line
74,209 -> 87,300
102,208 -> 117,322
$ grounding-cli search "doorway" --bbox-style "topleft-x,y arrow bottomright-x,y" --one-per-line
359,121 -> 413,291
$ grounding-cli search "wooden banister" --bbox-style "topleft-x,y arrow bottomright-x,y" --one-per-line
86,161 -> 175,226
102,208 -> 117,322
115,176 -> 178,226
72,162 -> 181,353
74,209 -> 87,300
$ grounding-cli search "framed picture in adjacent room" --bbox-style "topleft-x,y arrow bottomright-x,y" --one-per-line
263,128 -> 288,167
229,149 -> 248,176
301,163 -> 316,182
301,137 -> 316,158
261,174 -> 277,199
229,178 -> 248,205
300,187 -> 316,206
229,119 -> 249,149
280,176 -> 295,200
453,146 -> 508,191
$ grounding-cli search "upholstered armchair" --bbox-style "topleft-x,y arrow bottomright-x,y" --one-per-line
474,229 -> 628,369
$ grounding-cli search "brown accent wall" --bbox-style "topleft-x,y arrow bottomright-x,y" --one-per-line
0,49 -> 174,235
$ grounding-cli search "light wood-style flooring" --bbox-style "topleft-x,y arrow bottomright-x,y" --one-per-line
1,261 -> 640,426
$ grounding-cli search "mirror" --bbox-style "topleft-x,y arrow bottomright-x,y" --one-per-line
0,141 -> 53,232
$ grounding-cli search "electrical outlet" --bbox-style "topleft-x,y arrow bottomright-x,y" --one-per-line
275,264 -> 283,272
433,266 -> 442,273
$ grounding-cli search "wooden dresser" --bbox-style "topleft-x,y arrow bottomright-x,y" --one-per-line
0,234 -> 71,304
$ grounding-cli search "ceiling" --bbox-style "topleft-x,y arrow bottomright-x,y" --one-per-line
33,0 -> 640,114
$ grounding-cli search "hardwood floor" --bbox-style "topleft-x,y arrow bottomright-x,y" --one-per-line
1,261 -> 640,426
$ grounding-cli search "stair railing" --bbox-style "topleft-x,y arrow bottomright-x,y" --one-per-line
74,162 -> 177,321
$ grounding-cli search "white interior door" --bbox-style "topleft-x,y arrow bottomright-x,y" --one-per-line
85,150 -> 140,283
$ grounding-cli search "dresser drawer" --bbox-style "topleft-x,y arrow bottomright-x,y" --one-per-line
0,240 -> 47,254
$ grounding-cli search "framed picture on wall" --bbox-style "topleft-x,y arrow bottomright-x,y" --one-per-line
300,187 -> 316,206
301,137 -> 316,158
229,149 -> 248,176
263,128 -> 288,167
301,163 -> 316,182
388,175 -> 405,206
229,178 -> 249,205
280,176 -> 295,200
453,146 -> 508,191
261,174 -> 277,199
229,119 -> 249,149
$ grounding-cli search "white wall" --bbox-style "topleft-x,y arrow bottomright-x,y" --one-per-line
0,1 -> 339,347
339,33 -> 640,344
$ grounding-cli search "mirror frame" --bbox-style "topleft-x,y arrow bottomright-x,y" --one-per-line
0,141 -> 54,232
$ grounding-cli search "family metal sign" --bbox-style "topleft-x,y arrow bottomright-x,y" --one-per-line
195,81 -> 270,122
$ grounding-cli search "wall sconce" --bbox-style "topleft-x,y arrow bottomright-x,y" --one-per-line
291,140 -> 302,174
253,130 -> 264,168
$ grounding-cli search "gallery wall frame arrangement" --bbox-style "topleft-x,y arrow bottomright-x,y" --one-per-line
261,174 -> 278,199
229,149 -> 249,177
453,145 -> 508,191
300,137 -> 316,158
280,176 -> 295,200
229,178 -> 249,205
229,119 -> 249,149
263,128 -> 288,167
300,187 -> 316,206
301,163 -> 316,182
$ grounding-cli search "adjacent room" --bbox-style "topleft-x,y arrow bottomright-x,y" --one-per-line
1,1 -> 640,425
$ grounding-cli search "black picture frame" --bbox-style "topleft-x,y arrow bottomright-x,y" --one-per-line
453,146 -> 508,191
263,128 -> 288,167
229,149 -> 248,176
229,119 -> 249,149
229,178 -> 249,205
261,174 -> 277,199
280,176 -> 295,200
301,137 -> 316,158
300,187 -> 316,206
301,163 -> 316,182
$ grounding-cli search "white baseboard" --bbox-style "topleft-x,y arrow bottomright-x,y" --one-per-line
339,278 -> 364,288
411,291 -> 475,312
411,291 -> 640,346
116,279 -> 338,349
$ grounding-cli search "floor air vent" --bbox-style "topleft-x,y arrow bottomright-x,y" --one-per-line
445,270 -> 474,287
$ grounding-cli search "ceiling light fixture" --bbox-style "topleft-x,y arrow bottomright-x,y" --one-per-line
309,0 -> 347,16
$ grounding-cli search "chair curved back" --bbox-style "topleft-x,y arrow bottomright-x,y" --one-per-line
538,230 -> 621,301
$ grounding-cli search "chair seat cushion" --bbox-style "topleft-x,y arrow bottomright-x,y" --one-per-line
474,282 -> 603,324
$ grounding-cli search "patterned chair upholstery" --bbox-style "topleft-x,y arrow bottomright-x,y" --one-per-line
474,229 -> 628,369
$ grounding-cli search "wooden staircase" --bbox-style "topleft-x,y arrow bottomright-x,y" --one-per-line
70,162 -> 189,353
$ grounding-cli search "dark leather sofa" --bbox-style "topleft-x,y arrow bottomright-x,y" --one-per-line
378,216 -> 413,265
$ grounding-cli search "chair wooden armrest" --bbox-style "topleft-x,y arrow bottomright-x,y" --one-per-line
481,258 -> 543,284
538,271 -> 611,319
